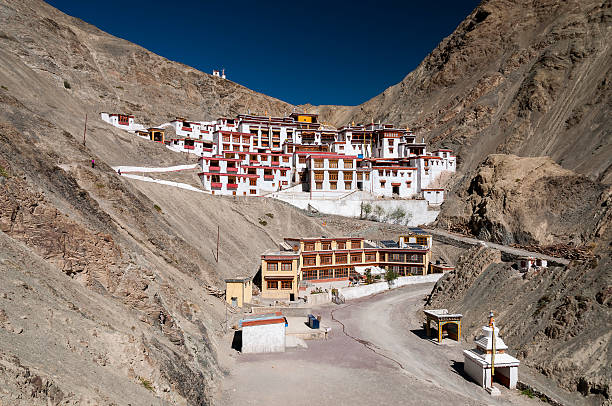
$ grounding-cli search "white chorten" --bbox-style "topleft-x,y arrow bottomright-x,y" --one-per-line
463,312 -> 520,391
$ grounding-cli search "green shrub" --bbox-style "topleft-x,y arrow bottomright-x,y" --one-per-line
520,388 -> 535,398
0,85 -> 7,91
153,204 -> 162,213
139,377 -> 154,391
372,205 -> 385,221
0,165 -> 9,178
385,268 -> 398,283
259,219 -> 267,226
265,213 -> 274,218
63,80 -> 71,89
388,207 -> 406,224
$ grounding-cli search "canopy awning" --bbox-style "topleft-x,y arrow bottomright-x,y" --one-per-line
354,265 -> 385,276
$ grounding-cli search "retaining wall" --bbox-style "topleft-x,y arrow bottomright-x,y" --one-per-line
304,291 -> 332,305
339,274 -> 443,300
250,306 -> 312,317
270,193 -> 439,226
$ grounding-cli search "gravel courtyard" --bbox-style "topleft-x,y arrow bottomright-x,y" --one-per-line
218,283 -> 541,406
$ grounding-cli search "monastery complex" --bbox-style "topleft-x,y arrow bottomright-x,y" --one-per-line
101,111 -> 456,205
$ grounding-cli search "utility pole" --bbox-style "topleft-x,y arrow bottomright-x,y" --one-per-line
490,310 -> 496,388
83,113 -> 88,145
216,225 -> 220,263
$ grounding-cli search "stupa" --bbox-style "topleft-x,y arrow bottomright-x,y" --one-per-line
463,311 -> 520,393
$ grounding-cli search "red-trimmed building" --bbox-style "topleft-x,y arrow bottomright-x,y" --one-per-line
260,235 -> 433,300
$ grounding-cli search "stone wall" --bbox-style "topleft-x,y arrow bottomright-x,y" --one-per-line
339,274 -> 443,300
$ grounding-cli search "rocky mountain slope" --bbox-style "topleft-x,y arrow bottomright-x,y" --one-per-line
436,154 -> 611,246
0,0 -> 292,128
426,246 -> 611,405
312,0 -> 611,183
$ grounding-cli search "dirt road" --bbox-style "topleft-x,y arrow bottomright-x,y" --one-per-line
424,228 -> 570,265
219,284 -> 539,406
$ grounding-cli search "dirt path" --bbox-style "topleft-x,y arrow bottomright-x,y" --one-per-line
425,228 -> 570,265
218,284 -> 540,406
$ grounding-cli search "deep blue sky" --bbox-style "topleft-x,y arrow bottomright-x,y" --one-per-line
47,0 -> 480,106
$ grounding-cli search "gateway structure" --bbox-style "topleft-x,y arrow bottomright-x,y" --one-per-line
259,232 -> 434,300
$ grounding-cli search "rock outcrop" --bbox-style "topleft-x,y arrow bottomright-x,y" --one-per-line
436,154 -> 611,246
311,0 -> 612,183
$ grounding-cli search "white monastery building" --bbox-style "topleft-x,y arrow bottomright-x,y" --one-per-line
100,111 -> 457,200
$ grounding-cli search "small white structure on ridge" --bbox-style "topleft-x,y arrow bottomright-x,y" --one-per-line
517,257 -> 547,271
212,69 -> 226,79
463,311 -> 519,392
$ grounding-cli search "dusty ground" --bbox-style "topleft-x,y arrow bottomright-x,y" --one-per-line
218,284 -> 542,406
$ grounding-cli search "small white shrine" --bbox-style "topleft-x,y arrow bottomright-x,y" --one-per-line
463,312 -> 519,394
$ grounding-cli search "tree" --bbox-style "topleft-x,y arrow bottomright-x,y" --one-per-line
361,202 -> 372,219
365,269 -> 374,285
385,268 -> 398,288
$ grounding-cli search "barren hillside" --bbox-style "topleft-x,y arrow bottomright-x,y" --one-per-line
0,0 -> 292,127
426,246 -> 611,405
436,154 -> 611,246
0,0 -> 610,404
311,0 -> 611,183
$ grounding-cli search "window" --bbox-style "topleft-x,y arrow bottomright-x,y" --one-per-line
365,253 -> 376,262
281,280 -> 292,290
250,189 -> 257,195
314,171 -> 324,181
303,270 -> 317,280
334,268 -> 348,278
330,182 -> 337,190
365,173 -> 370,180
350,254 -> 361,263
299,157 -> 307,164
314,159 -> 324,168
250,178 -> 257,186
319,269 -> 333,279
321,255 -> 332,265
350,240 -> 361,249
391,253 -> 402,262
409,254 -> 423,262
267,262 -> 278,271
316,182 -> 323,190
345,182 -> 352,190
329,160 -> 338,168
416,237 -> 428,246
223,136 -> 230,142
336,254 -> 347,264
344,160 -> 353,169
303,256 -> 316,266
357,172 -> 363,180
337,241 -> 346,249
304,243 -> 315,251
343,171 -> 353,180
322,242 -> 331,250
267,280 -> 278,289
281,262 -> 292,271
329,171 -> 339,181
